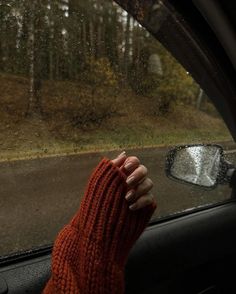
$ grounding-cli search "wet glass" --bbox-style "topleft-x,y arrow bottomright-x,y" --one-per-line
169,146 -> 221,187
0,0 -> 235,256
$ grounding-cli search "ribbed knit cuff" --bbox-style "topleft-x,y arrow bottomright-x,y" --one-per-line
70,158 -> 126,229
44,158 -> 156,294
70,158 -> 156,266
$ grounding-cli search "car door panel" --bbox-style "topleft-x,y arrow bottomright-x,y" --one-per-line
1,202 -> 236,293
125,202 -> 236,293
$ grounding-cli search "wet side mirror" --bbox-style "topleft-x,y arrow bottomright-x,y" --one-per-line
165,144 -> 225,188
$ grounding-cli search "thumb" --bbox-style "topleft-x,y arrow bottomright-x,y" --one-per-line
111,151 -> 127,167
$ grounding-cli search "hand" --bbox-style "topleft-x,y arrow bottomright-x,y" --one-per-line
112,151 -> 156,211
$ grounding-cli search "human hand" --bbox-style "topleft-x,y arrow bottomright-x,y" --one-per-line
112,151 -> 156,211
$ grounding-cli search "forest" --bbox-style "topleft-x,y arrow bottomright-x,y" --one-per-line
0,0 -> 231,160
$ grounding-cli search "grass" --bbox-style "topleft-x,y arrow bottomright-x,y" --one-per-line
0,73 -> 233,161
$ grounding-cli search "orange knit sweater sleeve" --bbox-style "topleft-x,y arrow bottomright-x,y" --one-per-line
43,158 -> 156,294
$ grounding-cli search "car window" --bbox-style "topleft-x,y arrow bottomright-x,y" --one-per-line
0,0 -> 235,257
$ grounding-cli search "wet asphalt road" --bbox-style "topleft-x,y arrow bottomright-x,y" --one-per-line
0,144 -> 236,256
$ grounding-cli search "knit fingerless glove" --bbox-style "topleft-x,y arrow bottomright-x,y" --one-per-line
43,158 -> 156,294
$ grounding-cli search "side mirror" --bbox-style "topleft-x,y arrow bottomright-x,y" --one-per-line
165,144 -> 227,189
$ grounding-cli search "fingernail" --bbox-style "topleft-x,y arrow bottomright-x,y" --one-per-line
129,203 -> 137,210
118,151 -> 126,158
125,191 -> 134,201
124,162 -> 133,171
126,176 -> 134,185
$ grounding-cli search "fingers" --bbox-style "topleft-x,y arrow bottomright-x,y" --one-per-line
126,178 -> 155,211
129,193 -> 155,211
111,151 -> 127,167
111,152 -> 156,212
123,157 -> 155,211
125,178 -> 153,202
126,164 -> 148,186
122,156 -> 140,175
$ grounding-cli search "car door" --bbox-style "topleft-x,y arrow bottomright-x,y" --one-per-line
0,0 -> 236,294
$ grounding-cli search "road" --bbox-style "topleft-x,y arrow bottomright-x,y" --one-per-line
0,144 -> 236,256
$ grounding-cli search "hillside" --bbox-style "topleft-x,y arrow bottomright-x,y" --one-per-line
0,73 -> 232,161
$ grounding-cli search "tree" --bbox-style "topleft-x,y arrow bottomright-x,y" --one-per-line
123,12 -> 131,76
25,0 -> 44,117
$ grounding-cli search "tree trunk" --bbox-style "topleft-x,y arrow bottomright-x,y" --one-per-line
89,20 -> 95,57
82,21 -> 87,62
197,88 -> 204,110
25,0 -> 42,117
0,20 -> 7,71
0,5 -> 11,73
48,0 -> 54,80
124,13 -> 131,77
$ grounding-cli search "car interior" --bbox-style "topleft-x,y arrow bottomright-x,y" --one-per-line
1,1 -> 236,293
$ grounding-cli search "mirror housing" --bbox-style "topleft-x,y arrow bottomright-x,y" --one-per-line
165,144 -> 229,189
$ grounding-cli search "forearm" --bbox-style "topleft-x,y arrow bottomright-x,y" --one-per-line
43,158 -> 156,294
43,224 -> 125,294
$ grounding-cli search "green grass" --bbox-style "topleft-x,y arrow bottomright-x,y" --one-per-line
0,73 -> 233,161
71,127 -> 230,151
0,129 -> 230,162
